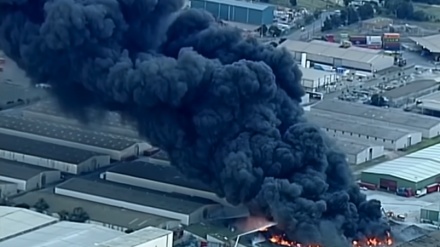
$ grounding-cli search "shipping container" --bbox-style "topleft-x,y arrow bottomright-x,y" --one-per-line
383,32 -> 400,38
426,183 -> 439,193
383,42 -> 401,51
324,34 -> 335,43
349,35 -> 367,45
366,36 -> 382,45
367,45 -> 382,49
340,33 -> 349,42
383,38 -> 400,43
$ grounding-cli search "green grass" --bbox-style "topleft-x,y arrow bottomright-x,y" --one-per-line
413,3 -> 440,20
402,136 -> 440,154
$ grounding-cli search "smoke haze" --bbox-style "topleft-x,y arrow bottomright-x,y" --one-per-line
0,0 -> 389,244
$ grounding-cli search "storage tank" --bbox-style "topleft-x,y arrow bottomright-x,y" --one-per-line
366,36 -> 382,49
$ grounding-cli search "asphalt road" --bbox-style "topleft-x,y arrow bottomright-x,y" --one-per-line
287,11 -> 333,41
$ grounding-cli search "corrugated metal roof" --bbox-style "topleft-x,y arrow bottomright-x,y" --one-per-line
300,67 -> 335,81
279,40 -> 394,67
410,34 -> 440,53
418,91 -> 440,112
97,227 -> 172,247
203,0 -> 272,11
382,80 -> 438,99
362,144 -> 440,183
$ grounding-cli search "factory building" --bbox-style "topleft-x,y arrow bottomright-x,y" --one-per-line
55,178 -> 217,225
410,34 -> 440,61
306,112 -> 422,150
312,100 -> 440,138
299,67 -> 337,92
278,40 -> 395,73
382,80 -> 439,108
97,227 -> 173,247
336,139 -> 384,165
0,133 -> 111,174
417,91 -> 440,117
398,230 -> 440,247
419,203 -> 440,224
0,206 -> 58,242
0,181 -> 17,198
0,113 -> 149,160
190,0 -> 275,26
0,159 -> 61,191
0,221 -> 124,247
361,144 -> 440,192
102,161 -> 224,204
23,100 -> 140,138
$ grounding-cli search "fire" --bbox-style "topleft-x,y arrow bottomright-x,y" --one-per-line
352,232 -> 393,247
268,235 -> 321,247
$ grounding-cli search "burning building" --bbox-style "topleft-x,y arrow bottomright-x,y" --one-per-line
0,0 -> 389,246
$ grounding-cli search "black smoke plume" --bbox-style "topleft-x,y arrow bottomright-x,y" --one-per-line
0,0 -> 389,245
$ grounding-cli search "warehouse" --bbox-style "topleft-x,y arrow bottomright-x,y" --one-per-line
23,100 -> 140,138
0,181 -> 17,198
0,133 -> 111,174
382,79 -> 439,108
0,221 -> 124,247
419,203 -> 440,224
190,0 -> 274,26
336,139 -> 384,165
410,34 -> 440,61
0,159 -> 61,191
13,190 -> 179,232
312,100 -> 440,138
102,161 -> 223,204
55,178 -> 217,225
416,91 -> 440,117
97,227 -> 173,247
306,112 -> 422,150
398,230 -> 440,247
0,206 -> 58,241
361,144 -> 440,192
0,113 -> 149,160
278,40 -> 395,73
299,67 -> 337,92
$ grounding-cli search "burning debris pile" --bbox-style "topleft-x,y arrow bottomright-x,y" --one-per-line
0,0 -> 389,246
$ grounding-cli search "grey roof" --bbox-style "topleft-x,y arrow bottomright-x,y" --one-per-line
312,100 -> 440,129
336,139 -> 371,155
410,34 -> 440,53
201,0 -> 273,11
150,150 -> 169,161
0,221 -> 124,247
418,91 -> 440,112
300,67 -> 334,81
382,80 -> 438,99
0,158 -> 57,180
0,113 -> 136,151
0,133 -> 99,164
97,227 -> 172,247
279,40 -> 394,66
306,112 -> 409,141
57,178 -> 215,214
12,190 -> 175,230
107,161 -> 215,193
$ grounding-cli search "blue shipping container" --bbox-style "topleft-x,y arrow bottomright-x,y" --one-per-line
191,0 -> 275,25
383,42 -> 401,51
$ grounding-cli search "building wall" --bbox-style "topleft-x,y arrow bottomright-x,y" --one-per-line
301,74 -> 337,92
341,59 -> 372,72
77,156 -> 111,174
0,150 -> 80,174
360,172 -> 439,191
103,172 -> 224,204
135,232 -> 174,247
0,183 -> 18,198
420,208 -> 439,223
322,129 -> 422,150
350,145 -> 384,165
388,86 -> 439,108
54,187 -> 192,225
119,143 -> 151,160
0,177 -> 26,191
26,171 -> 62,190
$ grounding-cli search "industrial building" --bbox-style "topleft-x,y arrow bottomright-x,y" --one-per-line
0,133 -> 111,174
0,206 -> 58,241
361,144 -> 440,192
416,91 -> 440,116
306,112 -> 422,150
419,203 -> 440,224
102,161 -> 223,203
97,227 -> 173,247
382,80 -> 439,108
398,228 -> 440,247
0,181 -> 17,198
336,139 -> 384,165
190,0 -> 274,26
0,221 -> 124,247
0,159 -> 61,191
299,67 -> 338,92
55,178 -> 217,225
0,113 -> 149,160
278,40 -> 395,73
312,100 -> 440,138
410,34 -> 440,61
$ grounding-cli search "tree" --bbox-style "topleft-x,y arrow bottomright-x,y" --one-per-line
69,207 -> 89,223
33,198 -> 49,213
58,210 -> 70,221
330,14 -> 342,27
343,0 -> 353,6
15,203 -> 30,209
321,17 -> 333,31
313,9 -> 322,19
358,3 -> 375,20
290,0 -> 297,6
370,94 -> 388,107
346,6 -> 360,25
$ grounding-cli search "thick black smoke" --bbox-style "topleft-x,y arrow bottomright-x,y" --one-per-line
0,0 -> 389,245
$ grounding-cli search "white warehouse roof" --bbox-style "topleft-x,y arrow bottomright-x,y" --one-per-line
96,226 -> 172,247
0,206 -> 58,241
0,221 -> 124,247
363,144 -> 440,183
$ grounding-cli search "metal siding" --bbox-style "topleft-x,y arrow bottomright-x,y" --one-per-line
307,54 -> 333,65
428,123 -> 440,138
420,208 -> 439,222
191,0 -> 205,9
219,4 -> 229,20
248,9 -> 262,25
233,6 -> 248,23
206,2 -> 219,18
341,59 -> 372,72
361,173 -> 416,190
261,6 -> 274,24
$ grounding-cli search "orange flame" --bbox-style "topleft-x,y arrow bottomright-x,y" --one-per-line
268,235 -> 321,247
352,232 -> 393,247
